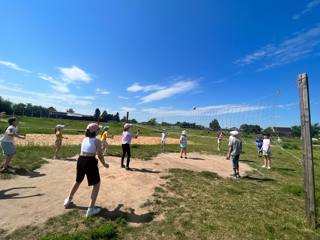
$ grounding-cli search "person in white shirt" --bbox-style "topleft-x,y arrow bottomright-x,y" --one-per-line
262,133 -> 272,169
64,123 -> 109,217
0,117 -> 26,172
161,129 -> 167,151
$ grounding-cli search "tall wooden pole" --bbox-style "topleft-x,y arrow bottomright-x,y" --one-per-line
126,112 -> 129,123
298,72 -> 317,228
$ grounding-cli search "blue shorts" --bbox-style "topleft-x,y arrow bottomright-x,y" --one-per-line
1,141 -> 16,156
231,155 -> 240,169
263,150 -> 271,157
180,144 -> 187,149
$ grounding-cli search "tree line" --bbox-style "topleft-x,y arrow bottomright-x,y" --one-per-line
0,96 -> 122,122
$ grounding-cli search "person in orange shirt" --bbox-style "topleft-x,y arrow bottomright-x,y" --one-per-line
54,124 -> 67,159
100,126 -> 110,155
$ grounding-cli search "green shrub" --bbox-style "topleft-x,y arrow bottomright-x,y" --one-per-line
282,142 -> 299,150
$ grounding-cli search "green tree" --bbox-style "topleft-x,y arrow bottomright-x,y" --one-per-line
100,110 -> 108,122
147,118 -> 157,126
209,119 -> 221,131
113,112 -> 120,122
66,108 -> 75,113
291,125 -> 301,137
240,124 -> 262,135
94,108 -> 101,120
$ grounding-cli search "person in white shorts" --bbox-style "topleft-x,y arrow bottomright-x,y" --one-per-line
262,133 -> 272,169
161,129 -> 167,151
0,117 -> 26,172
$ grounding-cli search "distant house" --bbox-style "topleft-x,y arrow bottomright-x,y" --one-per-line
273,127 -> 292,137
47,107 -> 57,113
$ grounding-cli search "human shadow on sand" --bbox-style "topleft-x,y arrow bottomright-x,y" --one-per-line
70,203 -> 154,224
0,187 -> 44,200
2,167 -> 46,178
242,176 -> 275,182
127,168 -> 161,173
239,159 -> 255,163
187,157 -> 205,160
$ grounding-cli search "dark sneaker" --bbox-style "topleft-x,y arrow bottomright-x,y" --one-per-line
236,173 -> 241,178
121,164 -> 125,168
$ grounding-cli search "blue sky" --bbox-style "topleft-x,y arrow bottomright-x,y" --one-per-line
0,0 -> 319,127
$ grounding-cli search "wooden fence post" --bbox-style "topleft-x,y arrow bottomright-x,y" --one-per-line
298,72 -> 317,228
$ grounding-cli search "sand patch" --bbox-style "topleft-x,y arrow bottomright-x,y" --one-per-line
0,152 -> 252,233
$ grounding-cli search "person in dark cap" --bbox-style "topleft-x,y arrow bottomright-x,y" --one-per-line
0,117 -> 26,172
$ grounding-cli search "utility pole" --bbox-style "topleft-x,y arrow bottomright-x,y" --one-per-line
298,72 -> 316,228
126,112 -> 129,123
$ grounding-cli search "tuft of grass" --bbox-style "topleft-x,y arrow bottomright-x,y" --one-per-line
282,185 -> 304,197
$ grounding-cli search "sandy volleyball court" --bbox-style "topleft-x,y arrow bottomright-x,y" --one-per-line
15,134 -> 183,146
0,152 -> 252,234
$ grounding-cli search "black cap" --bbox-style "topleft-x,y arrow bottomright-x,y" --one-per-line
8,117 -> 16,125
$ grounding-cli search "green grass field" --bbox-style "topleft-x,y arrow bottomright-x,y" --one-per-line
1,116 -> 320,239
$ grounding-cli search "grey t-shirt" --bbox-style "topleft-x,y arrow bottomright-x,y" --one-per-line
229,137 -> 242,156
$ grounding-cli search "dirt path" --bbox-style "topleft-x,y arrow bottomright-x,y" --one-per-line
0,153 -> 252,233
15,134 -> 183,146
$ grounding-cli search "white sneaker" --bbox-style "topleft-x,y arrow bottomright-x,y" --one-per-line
261,165 -> 266,168
86,207 -> 101,217
63,197 -> 72,208
267,166 -> 271,170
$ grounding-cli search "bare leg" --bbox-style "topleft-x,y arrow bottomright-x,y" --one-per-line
180,149 -> 183,157
1,155 -> 14,170
218,141 -> 221,151
89,182 -> 100,208
68,182 -> 81,200
263,156 -> 267,166
54,145 -> 61,159
268,157 -> 272,168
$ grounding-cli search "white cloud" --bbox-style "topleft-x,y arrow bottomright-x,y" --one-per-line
38,73 -> 69,93
59,66 -> 91,83
292,0 -> 320,20
0,60 -> 31,73
0,83 -> 95,111
118,96 -> 129,100
142,104 -> 270,117
39,66 -> 92,93
127,83 -> 165,92
96,88 -> 110,95
121,107 -> 136,112
140,80 -> 197,103
235,24 -> 320,70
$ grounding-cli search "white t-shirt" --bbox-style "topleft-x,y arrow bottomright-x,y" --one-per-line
161,132 -> 167,141
228,135 -> 234,146
262,139 -> 271,151
1,126 -> 17,142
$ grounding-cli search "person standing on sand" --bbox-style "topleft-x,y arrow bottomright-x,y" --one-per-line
261,133 -> 272,169
121,123 -> 138,170
227,130 -> 242,178
217,131 -> 224,151
54,124 -> 68,160
161,129 -> 167,151
180,130 -> 188,159
64,123 -> 109,217
100,126 -> 110,155
0,117 -> 26,172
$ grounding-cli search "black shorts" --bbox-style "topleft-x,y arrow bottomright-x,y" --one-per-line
76,156 -> 100,186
